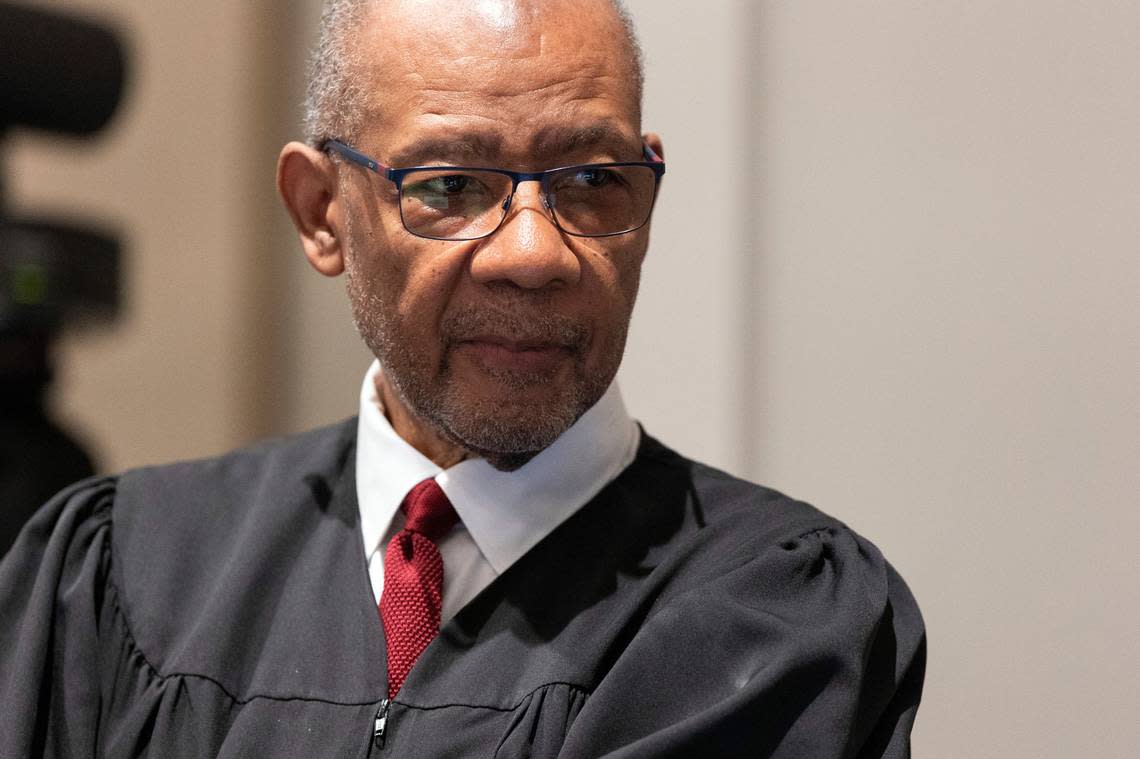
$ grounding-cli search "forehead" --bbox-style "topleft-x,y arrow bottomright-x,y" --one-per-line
352,0 -> 641,162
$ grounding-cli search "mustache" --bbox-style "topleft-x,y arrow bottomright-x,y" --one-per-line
441,305 -> 588,350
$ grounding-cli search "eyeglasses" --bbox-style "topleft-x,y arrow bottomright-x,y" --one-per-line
323,139 -> 665,241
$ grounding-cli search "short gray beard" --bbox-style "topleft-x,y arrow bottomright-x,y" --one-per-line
343,238 -> 620,471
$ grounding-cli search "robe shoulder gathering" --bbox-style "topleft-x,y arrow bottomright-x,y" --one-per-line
0,419 -> 925,758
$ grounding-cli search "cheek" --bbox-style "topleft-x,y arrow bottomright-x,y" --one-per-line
614,254 -> 644,305
580,239 -> 645,312
391,245 -> 475,329
575,247 -> 645,363
348,235 -> 403,309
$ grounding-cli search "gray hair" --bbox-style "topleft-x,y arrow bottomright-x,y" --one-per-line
303,0 -> 644,147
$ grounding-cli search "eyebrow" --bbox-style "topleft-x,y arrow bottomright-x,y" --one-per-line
383,121 -> 640,169
387,134 -> 503,167
530,123 -> 640,159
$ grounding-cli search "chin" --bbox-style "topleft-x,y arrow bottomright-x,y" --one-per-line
432,383 -> 593,467
470,449 -> 541,473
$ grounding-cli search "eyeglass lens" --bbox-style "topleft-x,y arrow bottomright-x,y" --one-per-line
399,165 -> 659,240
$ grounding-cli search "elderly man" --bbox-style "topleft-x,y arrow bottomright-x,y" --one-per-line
0,1 -> 924,757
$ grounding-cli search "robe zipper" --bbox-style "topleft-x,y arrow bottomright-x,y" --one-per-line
372,699 -> 390,750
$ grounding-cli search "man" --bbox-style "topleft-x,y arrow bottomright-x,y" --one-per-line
0,0 -> 925,756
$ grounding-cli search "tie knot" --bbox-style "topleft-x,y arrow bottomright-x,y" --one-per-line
400,479 -> 458,541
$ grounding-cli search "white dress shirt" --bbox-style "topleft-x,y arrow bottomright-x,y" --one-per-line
356,360 -> 640,623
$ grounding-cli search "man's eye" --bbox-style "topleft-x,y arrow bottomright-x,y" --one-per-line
404,173 -> 486,205
574,168 -> 612,187
402,171 -> 501,217
431,174 -> 471,194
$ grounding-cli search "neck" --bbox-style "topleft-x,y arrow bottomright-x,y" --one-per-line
375,374 -> 473,470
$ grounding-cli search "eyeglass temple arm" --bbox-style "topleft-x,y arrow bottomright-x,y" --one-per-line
323,139 -> 391,176
642,141 -> 664,165
328,137 -> 662,175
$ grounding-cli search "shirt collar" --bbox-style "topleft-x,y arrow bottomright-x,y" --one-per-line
356,360 -> 639,575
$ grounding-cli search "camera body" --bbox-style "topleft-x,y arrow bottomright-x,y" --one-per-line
0,1 -> 128,553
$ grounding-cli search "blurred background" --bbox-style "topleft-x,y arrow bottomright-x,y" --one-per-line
3,0 -> 1138,756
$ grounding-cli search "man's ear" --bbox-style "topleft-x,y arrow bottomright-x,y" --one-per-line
277,141 -> 345,277
643,131 -> 664,162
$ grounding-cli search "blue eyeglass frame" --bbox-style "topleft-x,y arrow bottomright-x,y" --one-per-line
321,138 -> 666,240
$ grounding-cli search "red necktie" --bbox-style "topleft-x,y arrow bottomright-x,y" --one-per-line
379,478 -> 459,697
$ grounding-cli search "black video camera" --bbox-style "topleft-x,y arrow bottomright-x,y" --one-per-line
0,1 -> 129,553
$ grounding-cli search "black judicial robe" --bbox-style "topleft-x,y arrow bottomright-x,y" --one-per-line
0,420 -> 925,758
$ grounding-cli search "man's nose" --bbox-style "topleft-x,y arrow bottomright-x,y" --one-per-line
468,182 -> 581,290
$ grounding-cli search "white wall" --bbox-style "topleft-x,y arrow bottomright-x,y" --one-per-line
752,3 -> 1140,757
617,0 -> 754,473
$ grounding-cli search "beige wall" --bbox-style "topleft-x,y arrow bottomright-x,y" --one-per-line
9,1 -> 1140,757
10,0 -> 290,470
275,1 -> 374,437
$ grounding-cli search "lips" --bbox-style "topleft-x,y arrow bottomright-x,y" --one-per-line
441,304 -> 588,377
460,334 -> 572,352
452,335 -> 575,375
